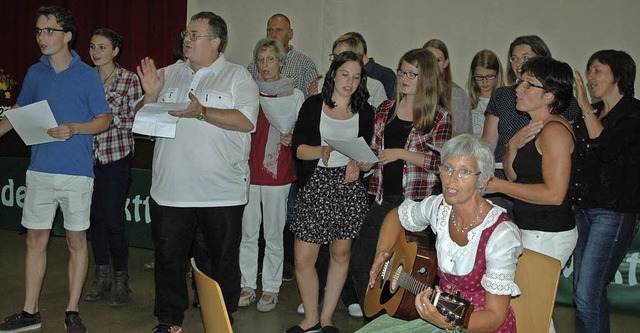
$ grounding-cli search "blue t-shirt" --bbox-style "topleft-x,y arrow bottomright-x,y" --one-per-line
17,50 -> 109,178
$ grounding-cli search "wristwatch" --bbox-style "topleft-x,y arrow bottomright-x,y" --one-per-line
196,110 -> 206,121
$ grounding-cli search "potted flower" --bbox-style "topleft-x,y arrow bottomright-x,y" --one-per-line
0,68 -> 17,119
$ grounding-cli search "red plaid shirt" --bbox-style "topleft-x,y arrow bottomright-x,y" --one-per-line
369,100 -> 452,204
93,66 -> 143,164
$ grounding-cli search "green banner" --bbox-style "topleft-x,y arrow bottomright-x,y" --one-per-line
0,157 -> 153,248
1,156 -> 639,314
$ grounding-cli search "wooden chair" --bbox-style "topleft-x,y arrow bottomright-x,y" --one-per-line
511,249 -> 562,333
190,258 -> 233,333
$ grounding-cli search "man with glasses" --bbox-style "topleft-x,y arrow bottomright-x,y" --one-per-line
0,6 -> 111,333
135,11 -> 258,333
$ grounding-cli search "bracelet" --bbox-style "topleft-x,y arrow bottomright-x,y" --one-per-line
582,109 -> 597,119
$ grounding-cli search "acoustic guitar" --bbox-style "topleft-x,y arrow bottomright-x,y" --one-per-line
364,230 -> 474,329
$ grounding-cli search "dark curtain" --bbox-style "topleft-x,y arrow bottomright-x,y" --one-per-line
0,0 -> 187,156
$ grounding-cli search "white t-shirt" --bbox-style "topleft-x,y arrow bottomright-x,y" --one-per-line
399,194 -> 522,296
319,111 -> 359,167
150,54 -> 259,207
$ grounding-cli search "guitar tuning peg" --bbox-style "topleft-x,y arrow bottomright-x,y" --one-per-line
444,313 -> 454,323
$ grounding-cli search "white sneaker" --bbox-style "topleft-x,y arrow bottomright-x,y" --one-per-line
348,303 -> 363,317
238,287 -> 256,307
257,292 -> 278,312
296,302 -> 305,315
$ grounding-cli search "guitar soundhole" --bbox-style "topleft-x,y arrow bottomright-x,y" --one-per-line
390,264 -> 403,292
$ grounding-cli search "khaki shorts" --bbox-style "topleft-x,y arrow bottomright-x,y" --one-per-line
21,170 -> 93,231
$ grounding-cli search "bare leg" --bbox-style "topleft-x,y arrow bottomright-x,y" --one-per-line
294,240 -> 321,329
66,230 -> 88,312
320,239 -> 351,327
23,229 -> 51,314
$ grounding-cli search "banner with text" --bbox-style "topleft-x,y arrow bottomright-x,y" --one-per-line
0,156 -> 638,314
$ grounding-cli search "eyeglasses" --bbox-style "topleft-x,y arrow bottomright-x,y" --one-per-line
473,74 -> 497,82
509,54 -> 533,63
397,68 -> 419,80
181,30 -> 216,42
515,77 -> 545,90
440,165 -> 481,179
34,27 -> 65,36
256,56 -> 277,64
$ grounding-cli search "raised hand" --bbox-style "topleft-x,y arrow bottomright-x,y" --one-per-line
574,69 -> 592,112
136,57 -> 165,102
508,120 -> 543,151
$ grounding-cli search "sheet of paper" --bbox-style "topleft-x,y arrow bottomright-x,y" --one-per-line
132,102 -> 189,139
3,100 -> 64,146
324,137 -> 379,163
495,162 -> 504,170
259,96 -> 299,133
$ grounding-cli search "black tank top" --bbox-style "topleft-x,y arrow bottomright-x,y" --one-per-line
512,121 -> 575,232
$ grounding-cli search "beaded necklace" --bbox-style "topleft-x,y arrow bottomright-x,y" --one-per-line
450,201 -> 484,233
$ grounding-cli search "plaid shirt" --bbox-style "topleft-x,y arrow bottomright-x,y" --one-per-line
369,100 -> 452,204
93,66 -> 143,164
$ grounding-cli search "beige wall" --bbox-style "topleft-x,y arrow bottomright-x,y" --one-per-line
188,0 -> 640,94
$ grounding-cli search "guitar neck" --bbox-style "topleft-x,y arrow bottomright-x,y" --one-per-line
396,270 -> 431,297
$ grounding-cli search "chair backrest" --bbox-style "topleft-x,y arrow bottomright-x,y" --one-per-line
511,249 -> 562,333
190,258 -> 233,333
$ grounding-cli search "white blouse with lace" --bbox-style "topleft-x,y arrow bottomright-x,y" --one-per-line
398,194 -> 523,296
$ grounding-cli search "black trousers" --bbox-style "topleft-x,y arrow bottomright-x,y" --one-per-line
151,198 -> 244,326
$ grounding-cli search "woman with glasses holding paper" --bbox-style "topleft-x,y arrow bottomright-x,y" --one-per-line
83,28 -> 142,307
466,50 -> 504,138
572,50 -> 640,333
237,38 -> 304,313
350,48 -> 452,312
286,51 -> 374,333
486,56 -> 577,298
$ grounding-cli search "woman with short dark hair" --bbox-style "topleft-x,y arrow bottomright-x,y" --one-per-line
572,49 -> 640,333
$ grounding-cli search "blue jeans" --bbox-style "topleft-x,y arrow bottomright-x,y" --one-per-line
573,208 -> 640,333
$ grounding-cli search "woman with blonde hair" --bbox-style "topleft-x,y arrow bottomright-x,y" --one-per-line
423,39 -> 471,135
350,48 -> 452,312
466,50 -> 504,138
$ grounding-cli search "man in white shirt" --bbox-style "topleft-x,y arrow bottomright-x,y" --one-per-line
136,11 -> 259,333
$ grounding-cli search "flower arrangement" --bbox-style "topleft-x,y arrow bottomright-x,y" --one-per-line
0,68 -> 17,101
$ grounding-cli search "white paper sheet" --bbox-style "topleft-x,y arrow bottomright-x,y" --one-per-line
324,137 -> 379,163
132,102 -> 189,138
259,96 -> 300,133
4,100 -> 64,146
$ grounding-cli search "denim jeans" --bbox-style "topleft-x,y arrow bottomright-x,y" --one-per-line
573,208 -> 640,333
90,156 -> 132,271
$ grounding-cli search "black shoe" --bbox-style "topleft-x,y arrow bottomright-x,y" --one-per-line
321,325 -> 339,333
284,322 -> 320,333
64,312 -> 87,333
0,312 -> 42,332
282,262 -> 295,282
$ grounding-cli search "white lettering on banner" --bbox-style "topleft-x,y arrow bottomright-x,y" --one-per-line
562,253 -> 639,287
124,195 -> 152,224
1,179 -> 27,208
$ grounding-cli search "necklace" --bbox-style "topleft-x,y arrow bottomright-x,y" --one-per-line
450,201 -> 484,233
101,66 -> 116,85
